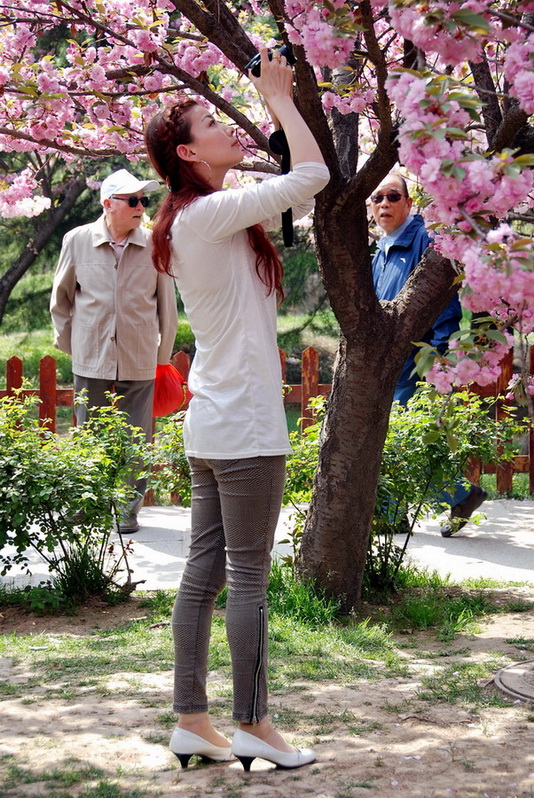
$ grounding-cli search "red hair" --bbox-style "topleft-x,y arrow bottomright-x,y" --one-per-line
145,99 -> 284,301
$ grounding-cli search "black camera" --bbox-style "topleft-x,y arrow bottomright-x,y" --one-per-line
245,44 -> 296,77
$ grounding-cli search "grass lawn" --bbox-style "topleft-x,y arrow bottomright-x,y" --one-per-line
1,565 -> 534,797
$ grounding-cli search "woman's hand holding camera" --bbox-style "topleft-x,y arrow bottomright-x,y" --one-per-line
248,48 -> 293,106
247,47 -> 324,168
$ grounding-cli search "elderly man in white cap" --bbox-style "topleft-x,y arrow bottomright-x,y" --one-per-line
50,168 -> 178,532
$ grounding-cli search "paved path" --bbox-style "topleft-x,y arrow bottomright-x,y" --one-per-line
3,499 -> 534,591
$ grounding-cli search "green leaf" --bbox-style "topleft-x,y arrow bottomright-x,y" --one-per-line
483,329 -> 509,345
446,430 -> 458,452
451,9 -> 491,35
513,154 -> 534,168
422,430 -> 440,444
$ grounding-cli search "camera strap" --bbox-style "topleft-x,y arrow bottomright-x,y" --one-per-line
269,129 -> 293,247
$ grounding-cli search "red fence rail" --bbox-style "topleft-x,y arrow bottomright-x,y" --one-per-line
1,347 -> 533,494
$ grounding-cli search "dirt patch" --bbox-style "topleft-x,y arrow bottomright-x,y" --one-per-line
0,596 -> 150,635
2,592 -> 534,798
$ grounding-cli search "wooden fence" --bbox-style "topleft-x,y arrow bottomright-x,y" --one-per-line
0,349 -> 329,432
1,347 -> 533,495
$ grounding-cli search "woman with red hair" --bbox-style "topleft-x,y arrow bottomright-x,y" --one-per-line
145,49 -> 329,772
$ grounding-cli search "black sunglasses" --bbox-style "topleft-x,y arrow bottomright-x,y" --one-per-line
111,195 -> 150,208
370,191 -> 406,204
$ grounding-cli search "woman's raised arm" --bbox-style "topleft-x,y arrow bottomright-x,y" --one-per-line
249,49 -> 325,168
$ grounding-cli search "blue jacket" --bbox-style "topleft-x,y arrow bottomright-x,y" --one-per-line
372,214 -> 461,387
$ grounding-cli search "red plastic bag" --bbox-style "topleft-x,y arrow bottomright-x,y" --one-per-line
153,363 -> 192,417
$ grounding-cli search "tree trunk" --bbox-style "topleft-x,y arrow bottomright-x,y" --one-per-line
299,188 -> 461,612
299,334 -> 395,612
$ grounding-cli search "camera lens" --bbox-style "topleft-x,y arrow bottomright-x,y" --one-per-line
244,44 -> 295,77
279,45 -> 295,63
244,52 -> 263,77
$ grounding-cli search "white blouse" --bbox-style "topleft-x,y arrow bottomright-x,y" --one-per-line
170,161 -> 330,459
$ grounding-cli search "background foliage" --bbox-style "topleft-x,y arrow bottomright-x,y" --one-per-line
0,392 -> 148,609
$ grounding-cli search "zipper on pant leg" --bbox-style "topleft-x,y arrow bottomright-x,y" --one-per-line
250,605 -> 265,723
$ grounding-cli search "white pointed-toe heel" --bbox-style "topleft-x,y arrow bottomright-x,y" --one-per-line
169,728 -> 233,768
231,729 -> 316,771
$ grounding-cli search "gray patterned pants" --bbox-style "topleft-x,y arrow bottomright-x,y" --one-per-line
172,455 -> 286,723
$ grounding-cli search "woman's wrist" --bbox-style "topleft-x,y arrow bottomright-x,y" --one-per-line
263,96 -> 299,130
264,95 -> 294,113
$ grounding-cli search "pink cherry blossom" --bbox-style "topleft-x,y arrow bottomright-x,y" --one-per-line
0,168 -> 52,217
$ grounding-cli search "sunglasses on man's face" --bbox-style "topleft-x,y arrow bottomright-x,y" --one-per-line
111,195 -> 150,208
370,191 -> 406,204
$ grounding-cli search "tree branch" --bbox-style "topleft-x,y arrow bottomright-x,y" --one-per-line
0,126 -> 128,157
469,58 -> 502,146
492,104 -> 530,153
172,0 -> 257,70
268,0 -> 337,171
392,247 -> 459,356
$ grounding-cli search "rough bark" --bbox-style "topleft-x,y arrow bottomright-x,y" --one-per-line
469,54 -> 532,155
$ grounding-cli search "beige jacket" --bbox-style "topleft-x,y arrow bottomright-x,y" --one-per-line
50,215 -> 178,381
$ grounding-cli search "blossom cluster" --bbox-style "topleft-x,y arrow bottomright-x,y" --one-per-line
425,332 -> 514,394
0,169 -> 52,218
321,88 -> 375,115
389,0 -> 534,114
285,0 -> 358,68
506,374 -> 534,404
0,0 -> 232,164
0,0 -> 237,206
504,34 -> 534,114
460,228 -> 534,333
386,63 -> 534,393
387,0 -> 531,68
389,0 -> 489,65
425,230 -> 533,392
386,74 -> 534,226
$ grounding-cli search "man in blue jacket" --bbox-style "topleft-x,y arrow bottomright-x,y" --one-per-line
371,173 -> 487,536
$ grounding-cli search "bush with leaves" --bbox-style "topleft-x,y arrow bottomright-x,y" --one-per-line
148,411 -> 192,507
0,392 -> 149,608
368,387 -> 522,594
280,396 -> 326,567
283,388 -> 524,593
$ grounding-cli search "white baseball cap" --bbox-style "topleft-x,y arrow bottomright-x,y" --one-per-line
100,168 -> 160,203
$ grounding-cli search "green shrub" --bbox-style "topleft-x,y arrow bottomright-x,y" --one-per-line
283,387 -> 525,596
0,330 -> 72,387
0,583 -> 65,613
148,411 -> 191,506
367,387 -> 523,593
283,395 -> 324,507
279,396 -> 325,568
174,320 -> 195,353
0,392 -> 149,608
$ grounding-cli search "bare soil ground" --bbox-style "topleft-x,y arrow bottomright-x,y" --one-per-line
1,592 -> 534,798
